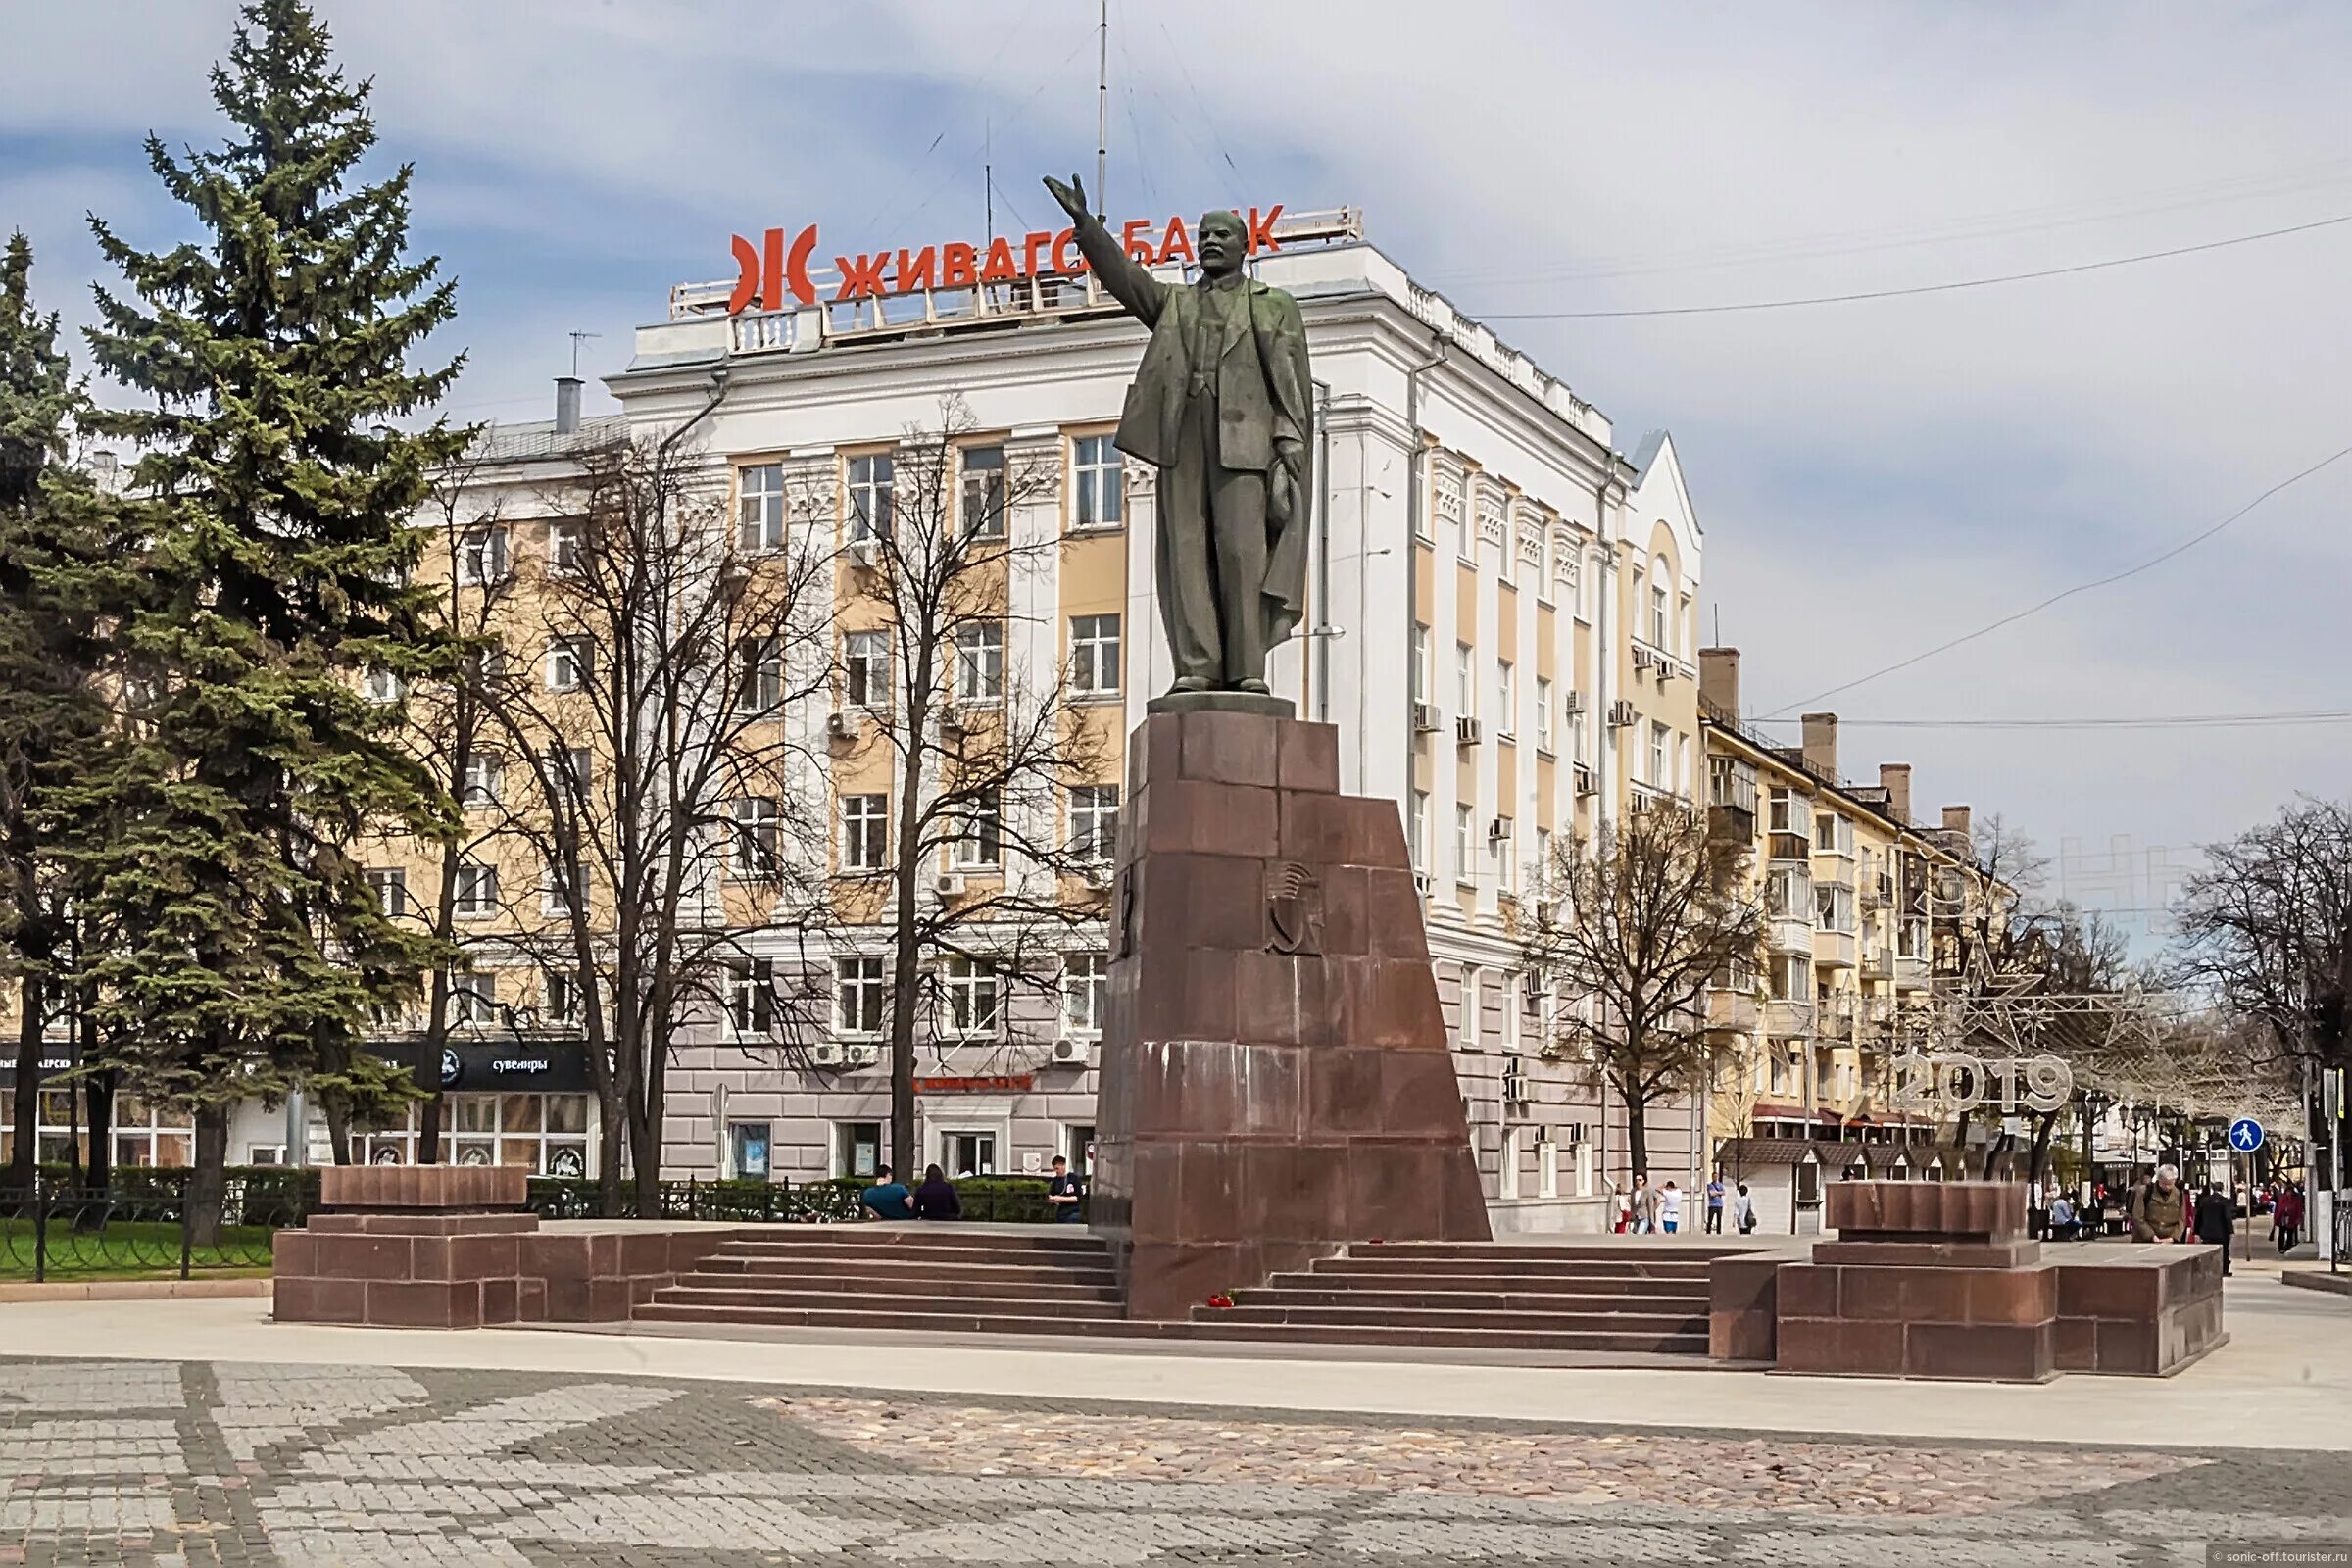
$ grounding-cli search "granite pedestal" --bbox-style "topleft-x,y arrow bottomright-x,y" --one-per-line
1092,708 -> 1491,1320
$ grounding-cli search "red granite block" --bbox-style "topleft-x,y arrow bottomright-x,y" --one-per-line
272,1275 -> 366,1324
542,1276 -> 592,1321
1177,709 -> 1280,788
310,1234 -> 415,1281
1775,1263 -> 1839,1318
367,1280 -> 475,1329
1275,721 -> 1340,794
586,1277 -> 634,1321
1779,1316 -> 1904,1376
321,1164 -> 526,1211
479,1276 -> 519,1325
447,1233 -> 522,1280
1143,779 -> 1278,858
2056,1261 -> 2160,1318
2053,1315 -> 2096,1371
271,1231 -> 316,1278
517,1277 -> 548,1321
1965,1266 -> 2056,1326
2092,1317 -> 2156,1374
1909,1321 -> 2054,1383
1233,953 -> 1306,1048
1363,869 -> 1431,960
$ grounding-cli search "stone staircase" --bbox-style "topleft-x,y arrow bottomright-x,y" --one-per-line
1176,1241 -> 1724,1354
634,1227 -> 1127,1335
631,1228 -> 1728,1358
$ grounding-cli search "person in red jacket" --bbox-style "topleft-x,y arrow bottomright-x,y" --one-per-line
2275,1184 -> 2306,1253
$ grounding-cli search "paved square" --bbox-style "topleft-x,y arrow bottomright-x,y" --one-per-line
0,1354 -> 2341,1564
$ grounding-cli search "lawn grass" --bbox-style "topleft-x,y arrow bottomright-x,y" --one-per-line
0,1216 -> 279,1280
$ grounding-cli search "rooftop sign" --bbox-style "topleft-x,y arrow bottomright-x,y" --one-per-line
726,206 -> 1294,315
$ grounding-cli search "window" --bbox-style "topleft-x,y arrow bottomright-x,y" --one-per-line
942,956 -> 999,1036
844,629 -> 890,710
1535,677 -> 1553,752
1069,784 -> 1120,861
1492,815 -> 1515,893
960,445 -> 1006,538
366,867 -> 408,918
728,1121 -> 773,1181
953,790 -> 1003,868
1817,881 -> 1857,934
539,857 -> 576,917
1070,613 -> 1121,695
1568,704 -> 1588,767
460,526 -> 509,586
1410,625 -> 1431,706
836,956 -> 884,1036
1455,642 -> 1476,717
1494,660 -> 1515,737
1454,804 -> 1475,884
556,746 -> 594,795
837,1120 -> 883,1179
1678,733 -> 1691,797
731,796 -> 780,877
548,517 -> 585,575
1650,557 -> 1671,650
448,970 -> 497,1024
738,462 -> 785,551
1459,964 -> 1481,1049
1814,811 -> 1853,856
1062,952 -> 1108,1035
464,644 -> 508,689
728,957 -> 775,1035
462,752 -> 501,808
1073,434 -> 1122,527
1649,722 -> 1669,788
1769,786 -> 1798,835
545,637 -> 590,693
1767,863 -> 1813,921
841,793 -> 887,871
1409,791 -> 1430,872
363,665 -> 403,704
453,861 -> 499,918
848,453 -> 893,542
954,622 -> 1004,702
737,635 -> 782,714
1535,827 -> 1551,883
543,969 -> 581,1025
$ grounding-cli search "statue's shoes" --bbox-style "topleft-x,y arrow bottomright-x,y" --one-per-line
1237,679 -> 1271,695
1169,676 -> 1214,693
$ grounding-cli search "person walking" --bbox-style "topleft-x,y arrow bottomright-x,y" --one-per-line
1732,1182 -> 1757,1235
1658,1181 -> 1684,1236
1703,1172 -> 1727,1235
1630,1175 -> 1659,1235
2132,1164 -> 2187,1244
2275,1183 -> 2305,1253
2192,1181 -> 2234,1275
912,1164 -> 962,1221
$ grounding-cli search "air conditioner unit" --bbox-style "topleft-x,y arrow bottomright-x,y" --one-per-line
933,872 -> 966,897
1632,646 -> 1654,673
1050,1037 -> 1092,1065
825,710 -> 853,738
1573,762 -> 1597,795
1502,1059 -> 1530,1105
1533,898 -> 1560,926
1412,870 -> 1435,896
1654,659 -> 1676,681
1561,1120 -> 1589,1145
1455,714 -> 1483,746
811,1043 -> 847,1067
938,707 -> 966,736
1411,701 -> 1441,733
847,537 -> 878,569
1606,699 -> 1638,728
1522,969 -> 1549,1001
1488,816 -> 1511,843
1563,691 -> 1588,715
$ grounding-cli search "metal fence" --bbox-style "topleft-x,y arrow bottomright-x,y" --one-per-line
523,1175 -> 1069,1225
0,1171 -> 315,1282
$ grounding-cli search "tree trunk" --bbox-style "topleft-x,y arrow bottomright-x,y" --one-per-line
187,1102 -> 228,1249
595,1072 -> 625,1216
1625,1089 -> 1650,1180
888,706 -> 927,1186
324,1098 -> 353,1166
9,972 -> 44,1196
630,1048 -> 662,1219
74,1069 -> 115,1234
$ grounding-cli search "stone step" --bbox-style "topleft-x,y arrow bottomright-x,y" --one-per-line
1204,1301 -> 1706,1336
1288,1265 -> 1709,1297
667,1272 -> 1123,1304
1176,1318 -> 1709,1354
1348,1242 -> 1747,1261
710,1241 -> 1112,1268
1310,1254 -> 1714,1281
720,1229 -> 1108,1255
1240,1286 -> 1708,1315
632,1300 -> 1147,1334
697,1258 -> 1123,1290
651,1286 -> 1126,1319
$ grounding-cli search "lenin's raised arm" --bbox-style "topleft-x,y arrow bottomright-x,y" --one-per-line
1044,173 -> 1166,327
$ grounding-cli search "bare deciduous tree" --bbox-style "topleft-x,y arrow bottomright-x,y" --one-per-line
1521,805 -> 1765,1179
805,397 -> 1113,1179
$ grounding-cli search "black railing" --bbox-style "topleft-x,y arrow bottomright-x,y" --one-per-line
524,1173 -> 1076,1225
1,1170 -> 316,1282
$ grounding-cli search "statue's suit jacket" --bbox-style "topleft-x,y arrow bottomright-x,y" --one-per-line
1070,220 -> 1313,646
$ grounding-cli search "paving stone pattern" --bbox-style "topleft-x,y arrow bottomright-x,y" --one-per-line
0,1355 -> 2342,1565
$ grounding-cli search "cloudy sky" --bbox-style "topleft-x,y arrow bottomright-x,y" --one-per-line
5,1 -> 2348,941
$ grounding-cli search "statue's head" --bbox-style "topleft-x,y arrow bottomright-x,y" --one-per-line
1198,210 -> 1247,277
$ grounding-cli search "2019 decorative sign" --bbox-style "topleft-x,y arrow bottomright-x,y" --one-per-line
1888,1053 -> 2073,1113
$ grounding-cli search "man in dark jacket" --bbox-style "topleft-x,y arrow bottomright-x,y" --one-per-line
2192,1182 -> 2234,1275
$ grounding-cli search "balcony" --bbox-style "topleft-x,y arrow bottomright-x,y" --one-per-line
1768,914 -> 1815,956
1707,988 -> 1760,1035
1707,803 -> 1755,846
1893,953 -> 1931,994
1813,928 -> 1857,971
1763,999 -> 1815,1038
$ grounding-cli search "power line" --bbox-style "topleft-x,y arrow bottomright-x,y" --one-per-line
1483,211 -> 2352,320
1745,710 -> 2352,732
1758,440 -> 2352,718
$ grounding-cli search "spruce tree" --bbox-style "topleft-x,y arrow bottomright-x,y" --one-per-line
0,232 -> 100,1193
76,0 -> 465,1214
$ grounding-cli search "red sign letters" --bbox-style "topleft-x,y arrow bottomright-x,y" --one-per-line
727,207 -> 1287,316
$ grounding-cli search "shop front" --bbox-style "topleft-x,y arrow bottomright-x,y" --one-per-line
279,1039 -> 599,1175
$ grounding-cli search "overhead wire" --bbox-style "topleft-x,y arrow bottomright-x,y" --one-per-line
1756,440 -> 2352,717
1484,211 -> 2352,320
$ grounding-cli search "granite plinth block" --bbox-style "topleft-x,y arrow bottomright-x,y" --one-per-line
1826,1179 -> 2023,1243
318,1164 -> 527,1212
1097,710 -> 1489,1320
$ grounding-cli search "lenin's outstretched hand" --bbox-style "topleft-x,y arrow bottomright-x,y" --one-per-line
1044,172 -> 1090,223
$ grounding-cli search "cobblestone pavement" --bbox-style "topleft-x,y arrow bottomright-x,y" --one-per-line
0,1356 -> 2344,1566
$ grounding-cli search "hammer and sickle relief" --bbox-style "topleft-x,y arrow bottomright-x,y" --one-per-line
1265,861 -> 1321,956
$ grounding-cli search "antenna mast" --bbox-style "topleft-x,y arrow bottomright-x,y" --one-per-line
1095,0 -> 1108,213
